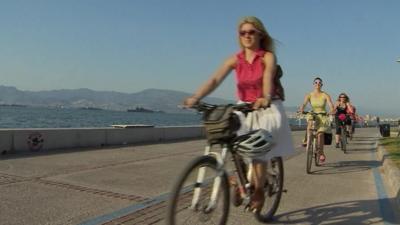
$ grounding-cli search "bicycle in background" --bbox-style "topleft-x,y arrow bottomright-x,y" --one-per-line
300,111 -> 327,174
167,102 -> 284,225
336,113 -> 349,153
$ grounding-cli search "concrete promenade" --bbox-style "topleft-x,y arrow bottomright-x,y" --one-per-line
0,128 -> 399,225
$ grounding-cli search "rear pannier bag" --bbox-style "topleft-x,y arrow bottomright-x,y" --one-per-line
324,132 -> 333,145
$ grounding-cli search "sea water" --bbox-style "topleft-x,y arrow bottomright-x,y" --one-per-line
0,106 -> 305,128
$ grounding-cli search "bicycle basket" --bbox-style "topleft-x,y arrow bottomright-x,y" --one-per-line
203,104 -> 240,143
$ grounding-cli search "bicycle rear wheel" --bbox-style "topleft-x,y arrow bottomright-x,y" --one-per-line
167,155 -> 230,225
256,157 -> 284,222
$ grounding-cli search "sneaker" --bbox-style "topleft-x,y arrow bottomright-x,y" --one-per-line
319,154 -> 326,163
335,143 -> 340,148
232,186 -> 243,206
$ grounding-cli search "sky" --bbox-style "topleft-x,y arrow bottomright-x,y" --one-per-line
0,0 -> 399,117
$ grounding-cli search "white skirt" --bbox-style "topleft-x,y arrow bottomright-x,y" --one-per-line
235,100 -> 296,162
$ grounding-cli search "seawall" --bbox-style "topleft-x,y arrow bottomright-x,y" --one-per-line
0,125 -> 307,154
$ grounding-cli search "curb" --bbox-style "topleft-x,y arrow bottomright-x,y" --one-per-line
377,144 -> 400,209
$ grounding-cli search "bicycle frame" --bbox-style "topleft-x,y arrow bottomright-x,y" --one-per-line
191,144 -> 252,210
303,111 -> 326,173
339,122 -> 347,151
307,116 -> 318,164
168,102 -> 285,225
308,117 -> 318,148
337,116 -> 348,146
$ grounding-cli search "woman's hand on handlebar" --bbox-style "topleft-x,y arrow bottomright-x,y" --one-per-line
253,97 -> 270,110
182,96 -> 200,108
298,106 -> 305,114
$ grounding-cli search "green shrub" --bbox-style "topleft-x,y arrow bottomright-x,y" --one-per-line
380,137 -> 400,168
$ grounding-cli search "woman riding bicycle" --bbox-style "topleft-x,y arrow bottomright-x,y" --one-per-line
299,77 -> 334,163
183,16 -> 295,213
334,93 -> 354,148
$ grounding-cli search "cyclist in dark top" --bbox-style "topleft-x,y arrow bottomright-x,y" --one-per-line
334,93 -> 354,148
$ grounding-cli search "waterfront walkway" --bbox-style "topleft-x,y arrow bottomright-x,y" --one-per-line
0,128 -> 399,225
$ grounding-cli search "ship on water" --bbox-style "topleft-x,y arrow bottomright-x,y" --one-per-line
0,104 -> 27,107
127,107 -> 164,113
79,106 -> 103,110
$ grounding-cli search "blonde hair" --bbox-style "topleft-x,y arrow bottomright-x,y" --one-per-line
237,16 -> 275,53
337,93 -> 350,102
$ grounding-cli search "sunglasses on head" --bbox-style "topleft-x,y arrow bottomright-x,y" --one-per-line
239,29 -> 258,36
339,96 -> 346,99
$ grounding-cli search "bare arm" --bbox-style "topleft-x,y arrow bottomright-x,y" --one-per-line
299,94 -> 310,112
346,102 -> 354,114
325,93 -> 335,114
253,52 -> 276,109
333,101 -> 339,113
183,55 -> 236,107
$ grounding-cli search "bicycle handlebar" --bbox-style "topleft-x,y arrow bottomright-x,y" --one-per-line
191,102 -> 255,113
298,111 -> 327,116
335,113 -> 352,116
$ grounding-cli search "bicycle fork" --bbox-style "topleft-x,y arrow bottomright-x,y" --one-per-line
190,145 -> 228,211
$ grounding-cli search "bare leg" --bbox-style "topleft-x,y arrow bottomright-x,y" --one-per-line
347,125 -> 351,134
335,134 -> 340,144
317,132 -> 324,153
250,161 -> 266,211
317,132 -> 325,161
302,130 -> 308,146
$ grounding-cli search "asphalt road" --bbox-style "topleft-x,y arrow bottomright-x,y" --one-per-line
0,128 -> 399,225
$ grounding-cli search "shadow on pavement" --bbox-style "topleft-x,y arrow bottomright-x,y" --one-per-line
343,147 -> 377,154
311,160 -> 380,175
331,135 -> 376,154
346,142 -> 374,146
273,198 -> 399,225
351,137 -> 379,141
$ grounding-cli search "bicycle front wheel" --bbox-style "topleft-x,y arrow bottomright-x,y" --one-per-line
256,156 -> 284,222
341,129 -> 347,153
306,135 -> 313,174
166,155 -> 230,225
314,138 -> 320,167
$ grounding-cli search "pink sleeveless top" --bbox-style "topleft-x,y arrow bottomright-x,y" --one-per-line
235,50 -> 271,102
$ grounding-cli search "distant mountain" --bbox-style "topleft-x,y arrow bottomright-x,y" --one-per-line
0,86 -> 234,113
3,85 -> 354,116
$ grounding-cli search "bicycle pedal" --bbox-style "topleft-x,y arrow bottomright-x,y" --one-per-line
244,205 -> 250,212
242,197 -> 250,206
